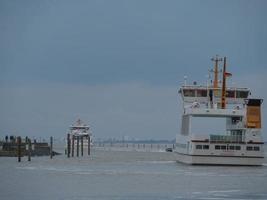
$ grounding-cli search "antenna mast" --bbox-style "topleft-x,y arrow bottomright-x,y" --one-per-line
211,55 -> 223,89
221,57 -> 227,109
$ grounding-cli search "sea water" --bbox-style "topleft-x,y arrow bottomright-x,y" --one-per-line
0,145 -> 267,200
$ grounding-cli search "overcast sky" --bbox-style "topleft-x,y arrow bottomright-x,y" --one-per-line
0,0 -> 267,140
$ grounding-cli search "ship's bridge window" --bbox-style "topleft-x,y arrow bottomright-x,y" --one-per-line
226,90 -> 235,98
196,145 -> 202,149
183,89 -> 195,97
196,89 -> 207,97
236,91 -> 249,98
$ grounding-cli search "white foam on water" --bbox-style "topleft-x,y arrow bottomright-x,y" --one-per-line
184,171 -> 217,177
192,191 -> 203,194
16,166 -> 37,170
207,190 -> 241,193
138,160 -> 176,164
198,198 -> 225,200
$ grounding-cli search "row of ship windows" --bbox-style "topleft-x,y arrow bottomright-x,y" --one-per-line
183,89 -> 248,98
196,145 -> 260,151
215,145 -> 240,150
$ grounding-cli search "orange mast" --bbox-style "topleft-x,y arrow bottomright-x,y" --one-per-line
221,57 -> 232,109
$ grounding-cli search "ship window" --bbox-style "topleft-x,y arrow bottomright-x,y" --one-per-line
196,89 -> 207,97
236,91 -> 249,98
183,89 -> 195,97
221,145 -> 226,150
215,145 -> 220,150
229,146 -> 235,150
226,90 -> 235,98
231,117 -> 241,124
246,146 -> 253,151
254,146 -> 260,151
203,145 -> 209,150
235,146 -> 241,150
196,145 -> 202,149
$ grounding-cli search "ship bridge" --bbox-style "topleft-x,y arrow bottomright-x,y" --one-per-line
179,85 -> 250,105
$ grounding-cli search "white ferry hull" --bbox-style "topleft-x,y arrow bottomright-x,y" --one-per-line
175,152 -> 264,166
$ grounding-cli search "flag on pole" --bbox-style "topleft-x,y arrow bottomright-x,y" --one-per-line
225,72 -> 232,77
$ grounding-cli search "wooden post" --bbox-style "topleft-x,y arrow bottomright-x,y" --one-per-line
17,136 -> 22,162
81,136 -> 83,156
88,136 -> 91,155
67,134 -> 70,158
71,135 -> 74,157
50,136 -> 53,159
76,136 -> 79,157
28,139 -> 31,161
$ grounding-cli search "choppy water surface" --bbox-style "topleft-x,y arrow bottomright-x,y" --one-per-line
1,146 -> 267,200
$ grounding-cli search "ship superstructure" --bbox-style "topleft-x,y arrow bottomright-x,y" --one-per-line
175,56 -> 264,165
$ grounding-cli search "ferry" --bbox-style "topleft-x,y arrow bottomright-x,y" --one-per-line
175,56 -> 264,165
68,119 -> 92,146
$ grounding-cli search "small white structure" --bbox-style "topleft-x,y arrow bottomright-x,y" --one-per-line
68,119 -> 92,146
175,56 -> 264,165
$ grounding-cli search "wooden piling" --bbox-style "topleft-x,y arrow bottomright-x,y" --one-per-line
28,139 -> 31,161
76,136 -> 79,157
71,135 -> 74,157
67,134 -> 70,158
81,136 -> 83,156
50,136 -> 53,159
17,136 -> 22,162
